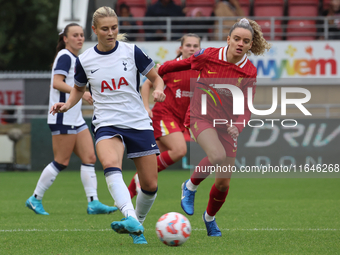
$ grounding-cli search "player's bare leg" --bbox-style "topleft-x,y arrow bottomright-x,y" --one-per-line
53,133 -> 77,165
157,131 -> 187,172
74,129 -> 117,214
181,128 -> 226,215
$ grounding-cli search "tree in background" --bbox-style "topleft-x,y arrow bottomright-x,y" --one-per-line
0,0 -> 59,71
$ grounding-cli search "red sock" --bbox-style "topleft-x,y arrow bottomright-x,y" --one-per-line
157,151 -> 175,172
190,157 -> 211,185
127,173 -> 137,198
206,184 -> 229,217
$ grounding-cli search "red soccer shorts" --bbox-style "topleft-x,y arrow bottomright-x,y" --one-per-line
187,117 -> 238,158
153,118 -> 186,140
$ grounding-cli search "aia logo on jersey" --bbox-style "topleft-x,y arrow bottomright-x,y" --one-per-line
101,77 -> 128,92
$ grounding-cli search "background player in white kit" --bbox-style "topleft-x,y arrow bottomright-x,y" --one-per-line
26,23 -> 117,215
50,7 -> 165,244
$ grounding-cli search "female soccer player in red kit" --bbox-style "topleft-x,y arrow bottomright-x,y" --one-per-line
158,18 -> 271,236
128,34 -> 201,198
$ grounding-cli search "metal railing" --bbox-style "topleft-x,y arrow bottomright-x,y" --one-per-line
1,104 -> 340,124
95,16 -> 340,41
0,71 -> 51,79
0,105 -> 94,124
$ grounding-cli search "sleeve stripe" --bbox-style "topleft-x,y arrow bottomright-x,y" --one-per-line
75,80 -> 87,87
141,61 -> 155,76
54,70 -> 68,77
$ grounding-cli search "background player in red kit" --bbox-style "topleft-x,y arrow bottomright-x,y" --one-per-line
158,18 -> 271,236
128,34 -> 201,198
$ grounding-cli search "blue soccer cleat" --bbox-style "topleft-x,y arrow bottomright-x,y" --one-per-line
25,196 -> 49,215
202,211 -> 222,237
181,180 -> 196,215
111,216 -> 144,236
130,233 -> 148,244
87,200 -> 118,214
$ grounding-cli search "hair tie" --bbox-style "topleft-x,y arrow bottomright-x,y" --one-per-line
59,29 -> 64,35
239,18 -> 249,25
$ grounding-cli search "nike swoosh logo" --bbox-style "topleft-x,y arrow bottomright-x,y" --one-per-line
181,195 -> 185,200
151,144 -> 157,147
91,69 -> 99,73
208,70 -> 217,74
213,198 -> 224,202
174,79 -> 182,83
233,149 -> 237,152
88,208 -> 94,211
29,201 -> 36,210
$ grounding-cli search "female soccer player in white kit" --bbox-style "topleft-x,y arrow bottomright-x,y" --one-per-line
50,7 -> 165,244
26,23 -> 117,216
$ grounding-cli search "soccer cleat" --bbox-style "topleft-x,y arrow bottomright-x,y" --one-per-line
134,173 -> 141,195
130,233 -> 148,244
87,200 -> 118,215
202,211 -> 222,237
181,179 -> 196,215
111,216 -> 144,235
25,196 -> 49,215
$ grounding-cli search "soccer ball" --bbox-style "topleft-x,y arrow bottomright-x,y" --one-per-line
155,212 -> 191,246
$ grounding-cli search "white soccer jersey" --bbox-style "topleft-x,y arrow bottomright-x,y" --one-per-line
48,49 -> 85,126
74,41 -> 154,131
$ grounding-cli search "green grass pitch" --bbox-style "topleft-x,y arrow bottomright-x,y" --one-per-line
0,170 -> 339,254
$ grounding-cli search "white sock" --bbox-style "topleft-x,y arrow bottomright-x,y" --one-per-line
135,189 -> 157,224
105,171 -> 136,219
186,179 -> 198,191
80,164 -> 98,202
33,162 -> 59,200
204,211 -> 215,222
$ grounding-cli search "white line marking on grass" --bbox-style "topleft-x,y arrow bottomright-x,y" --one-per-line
0,229 -> 112,232
194,228 -> 340,231
1,228 -> 339,232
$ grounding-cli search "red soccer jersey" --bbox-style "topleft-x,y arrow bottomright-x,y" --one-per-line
152,57 -> 199,124
158,46 -> 257,133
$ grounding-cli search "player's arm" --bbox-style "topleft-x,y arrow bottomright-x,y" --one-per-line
53,74 -> 92,105
53,74 -> 72,93
50,84 -> 85,115
140,79 -> 154,117
134,45 -> 165,102
52,55 -> 73,93
158,49 -> 208,76
53,54 -> 92,104
158,57 -> 192,76
146,68 -> 166,103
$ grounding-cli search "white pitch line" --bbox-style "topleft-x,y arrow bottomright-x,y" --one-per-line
0,228 -> 339,232
0,229 -> 111,232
